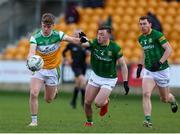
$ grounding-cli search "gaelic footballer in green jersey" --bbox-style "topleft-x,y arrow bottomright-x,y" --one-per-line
137,16 -> 178,128
89,38 -> 123,78
82,26 -> 129,126
138,29 -> 169,71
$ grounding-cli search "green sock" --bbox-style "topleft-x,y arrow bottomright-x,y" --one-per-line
87,115 -> 93,122
145,115 -> 151,122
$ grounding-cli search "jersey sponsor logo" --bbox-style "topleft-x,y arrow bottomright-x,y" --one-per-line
143,45 -> 154,50
94,53 -> 112,62
37,43 -> 59,54
100,51 -> 105,56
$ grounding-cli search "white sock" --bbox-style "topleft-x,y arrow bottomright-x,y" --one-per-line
31,115 -> 37,123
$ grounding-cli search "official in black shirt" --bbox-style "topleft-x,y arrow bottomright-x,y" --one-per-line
63,29 -> 88,109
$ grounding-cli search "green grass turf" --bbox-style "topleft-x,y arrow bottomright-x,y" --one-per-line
0,90 -> 179,133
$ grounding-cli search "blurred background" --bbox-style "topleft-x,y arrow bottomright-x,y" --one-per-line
0,0 -> 180,132
0,0 -> 180,93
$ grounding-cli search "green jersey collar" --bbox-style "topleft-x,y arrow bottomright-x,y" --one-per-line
100,39 -> 110,46
143,28 -> 152,36
40,30 -> 52,37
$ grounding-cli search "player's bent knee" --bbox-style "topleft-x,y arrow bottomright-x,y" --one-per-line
85,100 -> 92,105
95,103 -> 101,108
160,97 -> 169,103
94,101 -> 103,108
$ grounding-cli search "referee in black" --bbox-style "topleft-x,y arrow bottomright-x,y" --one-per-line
63,29 -> 88,109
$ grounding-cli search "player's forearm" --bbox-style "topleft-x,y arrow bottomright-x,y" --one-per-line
118,57 -> 128,81
27,51 -> 35,59
121,63 -> 128,81
160,45 -> 172,63
63,35 -> 81,45
139,50 -> 144,65
69,37 -> 81,45
27,44 -> 37,59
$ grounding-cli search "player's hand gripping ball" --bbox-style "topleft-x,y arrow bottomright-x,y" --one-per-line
27,55 -> 44,72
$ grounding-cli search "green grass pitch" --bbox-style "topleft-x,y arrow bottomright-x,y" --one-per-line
0,90 -> 179,133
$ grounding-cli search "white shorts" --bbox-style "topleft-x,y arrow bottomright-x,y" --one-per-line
31,66 -> 61,86
88,71 -> 118,91
143,68 -> 170,87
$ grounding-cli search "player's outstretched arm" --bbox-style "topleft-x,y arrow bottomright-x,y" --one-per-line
62,34 -> 88,45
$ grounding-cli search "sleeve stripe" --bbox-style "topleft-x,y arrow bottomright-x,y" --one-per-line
59,31 -> 65,41
30,41 -> 36,44
159,36 -> 166,42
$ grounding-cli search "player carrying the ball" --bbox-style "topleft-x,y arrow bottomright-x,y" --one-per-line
27,13 -> 87,126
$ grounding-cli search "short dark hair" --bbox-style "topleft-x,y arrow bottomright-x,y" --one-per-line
98,25 -> 112,34
41,13 -> 55,25
139,16 -> 151,23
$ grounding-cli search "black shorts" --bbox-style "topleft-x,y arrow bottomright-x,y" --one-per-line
72,67 -> 86,77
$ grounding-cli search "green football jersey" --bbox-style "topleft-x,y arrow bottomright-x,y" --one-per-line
138,29 -> 169,71
89,38 -> 123,78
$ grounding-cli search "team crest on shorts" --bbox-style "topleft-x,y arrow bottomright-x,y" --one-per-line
146,71 -> 150,75
89,78 -> 93,82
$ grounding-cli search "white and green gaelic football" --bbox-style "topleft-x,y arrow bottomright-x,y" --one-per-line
27,55 -> 44,71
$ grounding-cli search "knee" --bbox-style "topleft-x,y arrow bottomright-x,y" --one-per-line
143,91 -> 151,98
84,99 -> 92,106
160,96 -> 169,103
94,100 -> 103,108
30,90 -> 39,99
